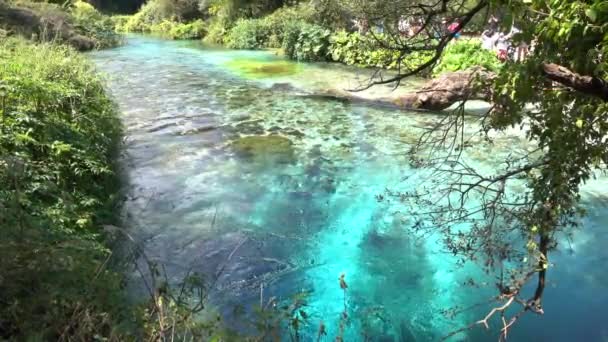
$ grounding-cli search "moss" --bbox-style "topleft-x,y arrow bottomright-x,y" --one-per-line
231,135 -> 296,164
225,59 -> 301,78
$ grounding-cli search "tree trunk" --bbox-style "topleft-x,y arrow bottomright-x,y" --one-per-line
392,67 -> 495,111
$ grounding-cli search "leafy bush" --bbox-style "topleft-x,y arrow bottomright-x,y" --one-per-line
0,37 -> 125,339
111,14 -> 132,31
167,19 -> 206,39
114,0 -> 206,40
224,18 -> 269,49
148,19 -> 207,39
282,21 -> 331,62
70,0 -> 123,48
116,0 -> 167,32
327,31 -> 433,71
433,38 -> 501,75
224,4 -> 316,49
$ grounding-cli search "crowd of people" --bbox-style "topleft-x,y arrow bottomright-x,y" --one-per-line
481,15 -> 529,62
352,14 -> 530,63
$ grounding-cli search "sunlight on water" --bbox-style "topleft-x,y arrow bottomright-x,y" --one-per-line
91,36 -> 608,341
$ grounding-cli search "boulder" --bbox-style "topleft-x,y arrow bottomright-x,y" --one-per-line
231,135 -> 296,164
0,4 -> 97,51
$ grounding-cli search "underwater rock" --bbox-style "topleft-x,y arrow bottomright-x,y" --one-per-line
231,135 -> 295,164
233,120 -> 266,135
270,82 -> 299,92
283,128 -> 305,139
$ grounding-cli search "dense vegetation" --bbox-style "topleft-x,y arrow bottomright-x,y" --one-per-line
0,36 -> 125,340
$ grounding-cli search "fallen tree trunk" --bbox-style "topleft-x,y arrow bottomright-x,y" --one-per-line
390,67 -> 495,110
293,68 -> 495,112
293,63 -> 608,112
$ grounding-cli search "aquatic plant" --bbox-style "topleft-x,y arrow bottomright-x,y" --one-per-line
224,59 -> 301,78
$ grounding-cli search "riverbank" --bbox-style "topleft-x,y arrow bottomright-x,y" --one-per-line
111,0 -> 500,81
0,37 -> 126,339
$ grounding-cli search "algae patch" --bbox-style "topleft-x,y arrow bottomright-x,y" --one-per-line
225,59 -> 301,78
231,135 -> 295,164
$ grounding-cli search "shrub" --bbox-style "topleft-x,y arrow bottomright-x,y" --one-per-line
224,18 -> 269,49
118,0 -> 166,32
224,4 -> 317,50
110,14 -> 132,32
328,31 -> 434,71
168,19 -> 206,39
148,19 -> 207,39
282,21 -> 331,62
70,0 -> 123,48
433,38 -> 501,75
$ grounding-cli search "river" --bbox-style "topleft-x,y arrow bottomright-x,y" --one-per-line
91,36 -> 608,341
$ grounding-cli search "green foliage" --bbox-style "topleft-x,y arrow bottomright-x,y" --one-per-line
167,19 -> 206,39
114,0 -> 200,33
282,21 -> 331,62
1,0 -> 122,49
69,0 -> 123,48
114,2 -> 206,40
114,1 -> 165,32
433,39 -> 501,76
224,18 -> 270,49
202,0 -> 292,44
0,37 -> 125,339
0,37 -> 122,235
149,19 -> 207,39
224,4 -> 318,49
327,30 -> 433,71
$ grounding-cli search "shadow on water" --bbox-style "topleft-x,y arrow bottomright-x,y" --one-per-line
92,36 -> 608,341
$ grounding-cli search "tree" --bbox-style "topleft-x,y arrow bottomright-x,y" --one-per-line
345,0 -> 608,339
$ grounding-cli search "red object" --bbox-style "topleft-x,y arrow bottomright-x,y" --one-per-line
448,22 -> 460,33
497,49 -> 508,62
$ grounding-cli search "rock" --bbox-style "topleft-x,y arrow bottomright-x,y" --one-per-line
270,82 -> 299,92
0,4 -> 98,51
231,135 -> 296,164
233,120 -> 265,135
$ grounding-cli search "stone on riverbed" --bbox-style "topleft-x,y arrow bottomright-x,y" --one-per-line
231,135 -> 295,164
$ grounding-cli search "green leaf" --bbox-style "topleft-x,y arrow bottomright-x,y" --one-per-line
585,8 -> 597,22
576,118 -> 584,128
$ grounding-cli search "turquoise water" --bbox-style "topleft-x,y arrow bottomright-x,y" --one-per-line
91,36 -> 608,341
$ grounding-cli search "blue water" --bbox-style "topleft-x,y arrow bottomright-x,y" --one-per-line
91,36 -> 608,341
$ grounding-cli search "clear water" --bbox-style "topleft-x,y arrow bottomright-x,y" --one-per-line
91,36 -> 608,341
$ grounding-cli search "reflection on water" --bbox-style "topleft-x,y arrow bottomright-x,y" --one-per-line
91,36 -> 608,341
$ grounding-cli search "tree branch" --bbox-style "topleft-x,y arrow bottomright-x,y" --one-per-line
542,63 -> 608,102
